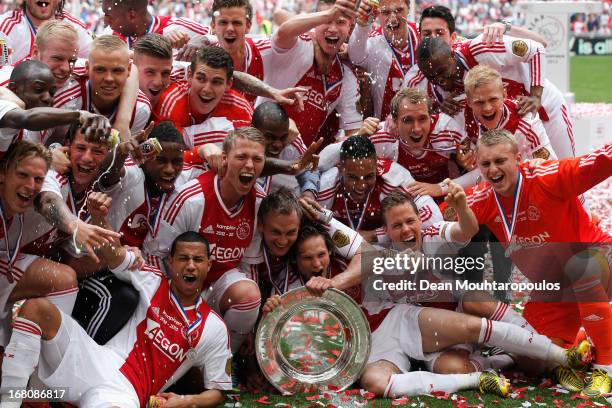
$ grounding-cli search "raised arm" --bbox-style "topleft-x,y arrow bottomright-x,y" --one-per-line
443,180 -> 479,242
274,0 -> 356,50
114,64 -> 140,142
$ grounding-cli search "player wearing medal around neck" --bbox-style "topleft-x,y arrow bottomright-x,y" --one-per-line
316,134 -> 442,243
415,34 -> 575,161
0,192 -> 231,408
255,0 -> 363,149
149,126 -> 267,355
0,60 -> 111,157
466,130 -> 612,397
52,35 -> 152,136
233,187 -> 364,389
292,184 -> 594,398
0,141 -> 120,361
0,0 -> 93,64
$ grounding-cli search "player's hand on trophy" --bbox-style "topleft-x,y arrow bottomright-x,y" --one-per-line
357,117 -> 381,137
263,295 -> 282,314
306,276 -> 334,296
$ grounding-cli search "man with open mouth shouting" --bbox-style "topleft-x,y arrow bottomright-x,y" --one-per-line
317,134 -> 442,243
257,0 -> 362,149
0,0 -> 93,64
151,126 -> 266,354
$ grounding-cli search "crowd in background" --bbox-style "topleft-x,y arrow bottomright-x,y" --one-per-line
1,0 -> 611,37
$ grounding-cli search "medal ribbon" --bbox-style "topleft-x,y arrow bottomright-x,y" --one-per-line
492,172 -> 523,242
145,188 -> 168,238
343,189 -> 372,231
0,201 -> 23,283
263,245 -> 291,295
384,35 -> 414,79
170,287 -> 203,349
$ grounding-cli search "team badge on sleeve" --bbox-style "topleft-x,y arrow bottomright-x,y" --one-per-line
332,230 -> 350,247
512,40 -> 528,57
532,147 -> 551,160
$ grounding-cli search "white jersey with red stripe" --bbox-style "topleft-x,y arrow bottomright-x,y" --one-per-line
104,15 -> 210,49
21,170 -> 91,256
52,77 -> 151,134
368,114 -> 466,184
102,160 -> 206,251
148,171 -> 265,285
0,9 -> 93,64
0,57 -> 87,88
317,158 -> 442,233
256,135 -> 307,195
155,82 -> 252,150
348,23 -> 420,119
0,100 -> 50,155
102,263 -> 231,406
456,98 -> 556,160
258,34 -> 362,146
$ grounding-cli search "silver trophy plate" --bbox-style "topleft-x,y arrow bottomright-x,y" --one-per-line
256,287 -> 371,395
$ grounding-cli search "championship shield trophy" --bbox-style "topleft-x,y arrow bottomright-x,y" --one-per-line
255,287 -> 371,395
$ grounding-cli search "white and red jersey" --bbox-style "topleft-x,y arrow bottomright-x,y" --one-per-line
259,34 -> 362,146
317,158 -> 442,232
150,171 -> 265,285
155,82 -> 252,150
0,99 -> 22,157
256,135 -> 307,195
103,160 -> 206,250
106,263 -> 231,406
456,98 -> 556,160
0,57 -> 87,88
104,15 -> 209,49
21,170 -> 90,256
467,143 -> 612,283
369,114 -> 466,184
52,76 -> 152,134
348,23 -> 420,119
0,9 -> 93,64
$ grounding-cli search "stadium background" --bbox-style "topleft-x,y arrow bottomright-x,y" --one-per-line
0,0 -> 610,406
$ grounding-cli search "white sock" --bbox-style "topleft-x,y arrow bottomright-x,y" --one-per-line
1,317 -> 42,407
386,371 -> 480,398
478,318 -> 566,365
489,302 -> 535,332
223,298 -> 261,353
46,288 -> 78,315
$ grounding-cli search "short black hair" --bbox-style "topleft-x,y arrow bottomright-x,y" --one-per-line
191,46 -> 233,80
258,187 -> 302,221
170,231 -> 210,257
419,6 -> 455,34
339,135 -> 376,161
417,36 -> 452,65
149,121 -> 184,145
252,102 -> 289,131
212,0 -> 253,21
290,219 -> 333,262
9,60 -> 51,84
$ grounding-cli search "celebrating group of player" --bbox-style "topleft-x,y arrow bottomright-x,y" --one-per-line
0,0 -> 610,405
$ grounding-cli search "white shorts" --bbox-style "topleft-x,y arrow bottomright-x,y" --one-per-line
202,268 -> 255,313
0,253 -> 38,346
38,311 -> 139,408
368,304 -> 425,372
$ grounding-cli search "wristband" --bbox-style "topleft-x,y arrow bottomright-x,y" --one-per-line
110,250 -> 135,274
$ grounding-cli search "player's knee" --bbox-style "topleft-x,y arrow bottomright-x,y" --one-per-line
432,351 -> 474,374
18,297 -> 55,325
221,280 -> 261,311
461,300 -> 497,319
360,366 -> 391,397
50,264 -> 78,292
463,316 -> 484,341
